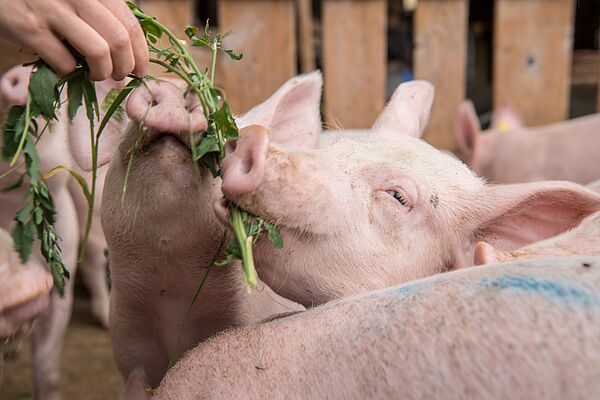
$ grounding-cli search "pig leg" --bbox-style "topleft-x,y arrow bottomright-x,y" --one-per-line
30,188 -> 79,400
78,226 -> 110,328
69,179 -> 110,328
30,280 -> 74,400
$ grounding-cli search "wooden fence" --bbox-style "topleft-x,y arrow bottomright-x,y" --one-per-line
0,0 -> 597,151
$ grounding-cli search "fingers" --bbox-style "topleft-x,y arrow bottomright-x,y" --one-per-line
0,0 -> 147,79
75,0 -> 135,80
100,0 -> 149,77
19,30 -> 77,77
49,11 -> 114,81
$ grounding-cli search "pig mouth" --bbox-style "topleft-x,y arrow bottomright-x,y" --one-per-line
214,197 -> 287,233
145,132 -> 191,152
138,127 -> 202,154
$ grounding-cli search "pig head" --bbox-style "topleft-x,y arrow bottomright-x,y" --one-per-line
101,73 -> 321,389
219,81 -> 600,306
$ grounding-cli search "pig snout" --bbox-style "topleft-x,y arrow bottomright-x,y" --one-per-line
126,79 -> 207,134
221,125 -> 269,196
0,65 -> 33,109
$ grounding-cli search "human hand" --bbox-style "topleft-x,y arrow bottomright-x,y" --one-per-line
0,0 -> 149,81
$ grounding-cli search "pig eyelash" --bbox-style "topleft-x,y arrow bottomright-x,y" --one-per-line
386,190 -> 409,207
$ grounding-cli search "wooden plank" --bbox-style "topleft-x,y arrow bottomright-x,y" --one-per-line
494,0 -> 574,126
322,0 -> 386,129
414,0 -> 468,151
571,50 -> 599,85
0,43 -> 35,75
298,0 -> 316,73
139,0 -> 212,76
218,0 -> 296,114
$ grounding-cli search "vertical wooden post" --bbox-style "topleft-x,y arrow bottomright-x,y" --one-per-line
413,0 -> 468,151
298,0 -> 316,73
0,44 -> 34,75
139,0 -> 212,76
494,0 -> 575,126
218,0 -> 296,114
597,47 -> 600,112
322,0 -> 387,129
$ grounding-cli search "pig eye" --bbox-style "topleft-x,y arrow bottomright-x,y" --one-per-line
387,190 -> 409,207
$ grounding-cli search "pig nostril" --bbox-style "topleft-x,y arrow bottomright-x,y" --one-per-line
11,78 -> 18,87
151,99 -> 158,107
240,158 -> 253,174
185,96 -> 200,113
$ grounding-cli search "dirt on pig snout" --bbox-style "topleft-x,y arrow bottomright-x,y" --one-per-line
1,286 -> 123,399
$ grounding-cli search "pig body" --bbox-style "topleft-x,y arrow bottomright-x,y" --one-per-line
101,75 -> 323,391
455,101 -> 600,184
218,81 -> 600,307
155,256 -> 600,400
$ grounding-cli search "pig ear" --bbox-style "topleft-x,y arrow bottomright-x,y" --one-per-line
473,241 -> 503,266
371,80 -> 434,138
469,181 -> 600,252
236,71 -> 322,149
454,100 -> 480,163
68,79 -> 128,171
490,103 -> 523,132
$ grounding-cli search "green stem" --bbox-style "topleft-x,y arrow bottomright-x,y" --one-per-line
78,120 -> 96,261
209,44 -> 218,86
149,59 -> 194,85
230,208 -> 258,288
0,161 -> 24,180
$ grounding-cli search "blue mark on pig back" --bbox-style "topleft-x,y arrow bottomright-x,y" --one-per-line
477,276 -> 598,307
383,281 -> 424,298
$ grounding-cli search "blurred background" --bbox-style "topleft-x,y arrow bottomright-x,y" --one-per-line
1,1 -> 599,399
1,0 -> 598,153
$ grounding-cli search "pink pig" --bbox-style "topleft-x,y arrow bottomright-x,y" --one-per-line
152,255 -> 600,399
100,73 -> 324,395
0,65 -> 79,400
216,81 -> 600,307
0,65 -> 125,399
455,100 -> 600,184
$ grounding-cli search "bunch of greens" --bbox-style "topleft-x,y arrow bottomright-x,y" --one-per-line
1,53 -> 143,295
0,2 -> 281,294
128,3 -> 282,289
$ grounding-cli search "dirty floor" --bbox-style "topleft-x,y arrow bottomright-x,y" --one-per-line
1,290 -> 123,400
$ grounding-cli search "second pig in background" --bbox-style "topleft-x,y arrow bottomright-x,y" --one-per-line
455,100 -> 600,185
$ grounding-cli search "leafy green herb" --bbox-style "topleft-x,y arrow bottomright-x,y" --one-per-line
101,88 -> 125,121
0,59 -> 139,294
